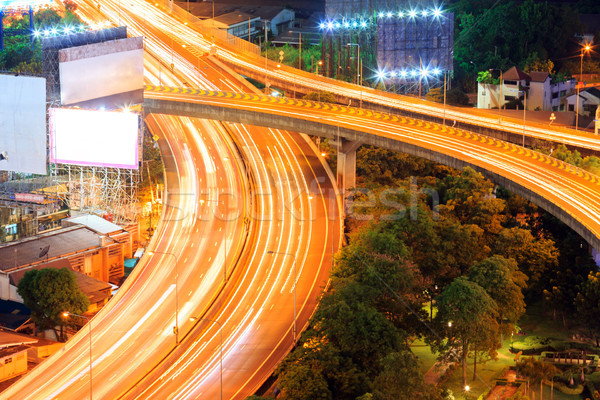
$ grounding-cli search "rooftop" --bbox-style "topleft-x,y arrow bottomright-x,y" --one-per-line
503,66 -> 531,82
63,214 -> 123,235
529,71 -> 549,83
0,226 -> 105,272
215,11 -> 260,26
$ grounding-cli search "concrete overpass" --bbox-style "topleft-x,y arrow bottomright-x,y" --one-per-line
143,86 -> 600,251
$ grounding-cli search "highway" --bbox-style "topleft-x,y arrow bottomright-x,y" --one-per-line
143,87 -> 600,251
2,1 -> 342,399
5,0 -> 598,398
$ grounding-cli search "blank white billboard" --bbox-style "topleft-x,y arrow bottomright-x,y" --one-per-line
50,108 -> 139,169
59,36 -> 143,106
0,75 -> 47,175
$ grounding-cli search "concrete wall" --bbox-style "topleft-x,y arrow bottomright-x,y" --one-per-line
145,97 -> 600,251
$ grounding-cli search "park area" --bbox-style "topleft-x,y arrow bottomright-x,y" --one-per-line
412,302 -> 600,400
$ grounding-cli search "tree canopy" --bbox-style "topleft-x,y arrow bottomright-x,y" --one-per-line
17,268 -> 89,341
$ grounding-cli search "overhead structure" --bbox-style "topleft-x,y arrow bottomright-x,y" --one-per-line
323,0 -> 453,91
41,27 -> 143,223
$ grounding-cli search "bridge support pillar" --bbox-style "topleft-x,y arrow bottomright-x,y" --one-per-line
336,139 -> 362,195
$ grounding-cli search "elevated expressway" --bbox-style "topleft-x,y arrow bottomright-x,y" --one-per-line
144,86 -> 600,252
2,1 -> 342,400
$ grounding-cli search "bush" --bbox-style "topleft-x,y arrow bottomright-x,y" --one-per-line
584,382 -> 598,400
548,379 -> 585,395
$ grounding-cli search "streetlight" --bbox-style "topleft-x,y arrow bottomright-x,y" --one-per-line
62,312 -> 92,400
464,385 -> 470,399
189,317 -> 223,400
576,44 -> 592,131
147,250 -> 179,344
346,43 -> 360,86
267,250 -> 297,341
489,68 -> 503,121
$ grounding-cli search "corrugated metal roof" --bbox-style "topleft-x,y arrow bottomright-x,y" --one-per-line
63,214 -> 123,235
0,226 -> 103,272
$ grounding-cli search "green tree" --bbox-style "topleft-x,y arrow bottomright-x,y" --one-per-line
493,227 -> 558,290
518,357 -> 557,400
468,256 -> 527,337
442,167 -> 506,235
278,364 -> 331,400
303,91 -> 336,103
372,351 -> 441,400
432,277 -> 499,387
574,272 -> 600,347
17,268 -> 89,341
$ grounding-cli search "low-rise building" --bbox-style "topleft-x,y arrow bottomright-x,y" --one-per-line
477,66 -> 575,112
0,224 -> 125,288
565,87 -> 600,116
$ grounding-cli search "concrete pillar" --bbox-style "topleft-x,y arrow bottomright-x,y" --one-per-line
336,139 -> 362,195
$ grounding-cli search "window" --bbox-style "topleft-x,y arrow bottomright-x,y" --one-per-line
504,80 -> 517,86
552,92 -> 558,99
560,90 -> 566,97
504,95 -> 515,101
568,104 -> 574,111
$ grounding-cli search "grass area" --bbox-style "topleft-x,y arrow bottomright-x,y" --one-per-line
411,338 -> 438,375
444,337 -> 516,399
517,302 -> 575,343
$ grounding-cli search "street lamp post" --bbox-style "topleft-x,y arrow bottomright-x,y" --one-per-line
62,312 -> 92,400
267,250 -> 297,341
190,317 -> 223,400
147,250 -> 179,344
346,43 -> 360,85
489,68 -> 503,121
576,44 -> 592,131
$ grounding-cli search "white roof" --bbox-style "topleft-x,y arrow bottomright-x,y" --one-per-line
64,214 -> 123,235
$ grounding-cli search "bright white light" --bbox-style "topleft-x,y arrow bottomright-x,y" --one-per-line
410,70 -> 417,77
64,27 -> 71,34
79,25 -> 85,30
432,8 -> 442,18
400,70 -> 407,78
271,91 -> 280,97
43,29 -> 50,36
387,11 -> 393,17
33,30 -> 41,37
409,10 -> 417,18
433,68 -> 441,75
378,12 -> 385,18
326,21 -> 334,30
421,68 -> 429,77
50,108 -> 139,169
376,70 -> 386,80
334,22 -> 341,28
390,71 -> 397,78
360,21 -> 367,28
421,10 -> 428,17
352,21 -> 358,28
51,28 -> 57,35
343,21 -> 350,28
319,22 -> 325,29
398,11 -> 404,17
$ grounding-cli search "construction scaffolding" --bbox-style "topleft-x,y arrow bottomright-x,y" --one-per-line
41,26 -> 141,225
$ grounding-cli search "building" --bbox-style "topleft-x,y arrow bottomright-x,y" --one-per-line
477,66 -> 576,112
0,224 -> 125,287
179,3 -> 295,40
565,87 -> 600,117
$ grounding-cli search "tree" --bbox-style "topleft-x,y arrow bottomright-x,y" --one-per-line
574,272 -> 600,347
493,227 -> 558,291
372,351 -> 441,400
432,277 -> 499,387
278,364 -> 331,400
17,268 -> 89,341
303,91 -> 336,103
518,357 -> 557,400
442,167 -> 506,236
468,256 -> 527,338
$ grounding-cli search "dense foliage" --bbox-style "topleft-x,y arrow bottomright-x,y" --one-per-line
17,268 -> 89,341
